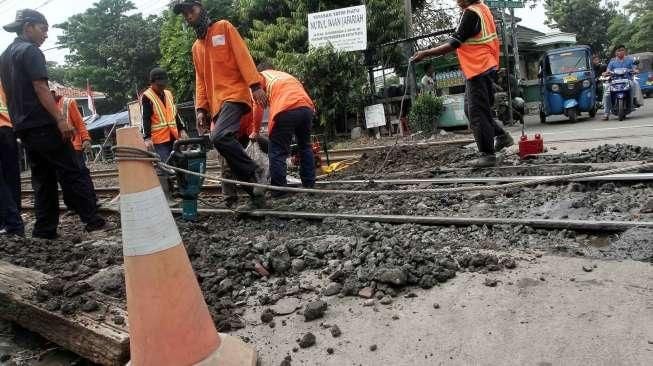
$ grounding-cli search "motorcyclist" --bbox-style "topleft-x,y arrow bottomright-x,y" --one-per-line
592,55 -> 606,104
602,45 -> 641,120
495,68 -> 521,98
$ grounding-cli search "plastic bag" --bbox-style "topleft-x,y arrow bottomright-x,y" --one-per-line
246,140 -> 270,184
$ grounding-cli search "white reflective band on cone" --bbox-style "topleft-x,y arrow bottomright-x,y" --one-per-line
120,187 -> 182,256
194,334 -> 257,366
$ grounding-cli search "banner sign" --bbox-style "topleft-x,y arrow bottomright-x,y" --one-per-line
308,5 -> 367,52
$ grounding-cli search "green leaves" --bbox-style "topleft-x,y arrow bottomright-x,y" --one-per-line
607,0 -> 653,54
55,0 -> 161,111
408,93 -> 444,135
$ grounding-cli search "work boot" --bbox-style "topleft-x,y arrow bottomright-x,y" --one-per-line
495,134 -> 515,152
470,154 -> 497,168
602,113 -> 609,121
247,194 -> 268,210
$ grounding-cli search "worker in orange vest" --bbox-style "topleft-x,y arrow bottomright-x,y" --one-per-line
141,67 -> 188,161
173,0 -> 268,208
412,0 -> 514,167
0,80 -> 24,236
51,90 -> 98,209
255,66 -> 316,197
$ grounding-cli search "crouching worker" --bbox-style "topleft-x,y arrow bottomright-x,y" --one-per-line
52,90 -> 98,209
257,66 -> 316,197
141,67 -> 187,200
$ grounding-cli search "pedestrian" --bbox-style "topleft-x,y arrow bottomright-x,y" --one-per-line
421,64 -> 437,95
412,0 -> 514,167
256,66 -> 316,196
51,89 -> 98,210
173,0 -> 268,208
141,67 -> 188,201
0,9 -> 111,239
0,80 -> 24,237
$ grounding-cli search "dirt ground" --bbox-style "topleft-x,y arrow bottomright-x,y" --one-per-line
2,141 -> 653,365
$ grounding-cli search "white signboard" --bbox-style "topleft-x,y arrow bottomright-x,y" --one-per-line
364,104 -> 386,129
308,5 -> 367,52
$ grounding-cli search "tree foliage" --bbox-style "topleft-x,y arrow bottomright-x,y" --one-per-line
607,0 -> 653,54
543,0 -> 618,56
56,0 -> 162,111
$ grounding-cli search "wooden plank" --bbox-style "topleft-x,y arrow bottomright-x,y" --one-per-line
0,261 -> 130,366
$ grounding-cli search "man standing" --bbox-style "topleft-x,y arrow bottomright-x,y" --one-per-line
256,67 -> 316,195
0,9 -> 109,239
141,67 -> 187,161
0,80 -> 24,236
52,89 -> 98,209
412,0 -> 514,167
421,64 -> 436,94
173,0 -> 268,208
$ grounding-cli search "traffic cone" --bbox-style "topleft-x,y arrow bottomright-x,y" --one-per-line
116,126 -> 256,366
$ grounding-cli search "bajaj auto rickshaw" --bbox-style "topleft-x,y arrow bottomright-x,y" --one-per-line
631,52 -> 653,98
539,46 -> 597,123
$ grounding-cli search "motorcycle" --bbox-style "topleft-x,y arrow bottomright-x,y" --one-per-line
494,91 -> 525,125
602,67 -> 635,121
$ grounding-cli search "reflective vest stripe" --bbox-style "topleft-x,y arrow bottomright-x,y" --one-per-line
463,5 -> 498,45
261,70 -> 286,95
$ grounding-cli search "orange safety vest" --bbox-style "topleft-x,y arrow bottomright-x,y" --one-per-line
0,85 -> 12,128
58,97 -> 91,151
143,88 -> 179,144
260,70 -> 315,134
456,2 -> 500,79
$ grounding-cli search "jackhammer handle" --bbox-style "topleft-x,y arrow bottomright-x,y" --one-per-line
173,136 -> 210,152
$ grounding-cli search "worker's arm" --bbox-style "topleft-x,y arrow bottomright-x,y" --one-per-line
68,99 -> 91,149
141,96 -> 153,140
412,10 -> 479,62
225,21 -> 268,108
192,43 -> 210,134
33,80 -> 72,139
251,102 -> 263,139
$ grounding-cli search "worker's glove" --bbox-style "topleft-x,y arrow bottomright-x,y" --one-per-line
82,140 -> 92,152
144,139 -> 154,152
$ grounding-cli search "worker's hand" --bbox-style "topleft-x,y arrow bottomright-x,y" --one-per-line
410,50 -> 428,63
249,131 -> 260,141
180,130 -> 189,140
56,118 -> 75,140
196,111 -> 208,135
252,88 -> 268,108
82,140 -> 92,152
144,139 -> 154,151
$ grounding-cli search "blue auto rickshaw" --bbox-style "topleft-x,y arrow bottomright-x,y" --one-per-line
631,52 -> 653,98
539,46 -> 597,123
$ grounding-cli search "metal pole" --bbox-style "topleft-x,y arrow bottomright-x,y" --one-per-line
510,8 -> 521,79
500,10 -> 514,125
404,0 -> 416,102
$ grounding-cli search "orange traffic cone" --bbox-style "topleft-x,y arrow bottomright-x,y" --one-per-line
116,126 -> 256,366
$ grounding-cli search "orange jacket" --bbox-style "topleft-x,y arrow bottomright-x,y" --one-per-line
142,88 -> 179,144
0,84 -> 12,128
258,69 -> 315,133
192,20 -> 261,119
57,97 -> 90,151
455,2 -> 500,79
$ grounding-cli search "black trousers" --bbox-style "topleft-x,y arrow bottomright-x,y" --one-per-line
209,102 -> 257,182
269,107 -> 316,188
18,124 -> 104,238
0,126 -> 23,233
464,70 -> 507,155
62,150 -> 98,211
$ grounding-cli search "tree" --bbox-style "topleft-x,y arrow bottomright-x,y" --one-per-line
543,0 -> 618,56
607,0 -> 653,54
56,0 -> 162,111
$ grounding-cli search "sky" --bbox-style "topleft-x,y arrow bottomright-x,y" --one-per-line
0,0 -> 627,65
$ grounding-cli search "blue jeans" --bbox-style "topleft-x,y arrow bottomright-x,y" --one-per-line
269,107 -> 315,190
154,140 -> 175,163
0,127 -> 24,234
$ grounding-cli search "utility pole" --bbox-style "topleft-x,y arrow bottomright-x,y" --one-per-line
510,8 -> 521,79
404,0 -> 416,102
500,11 -> 514,125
